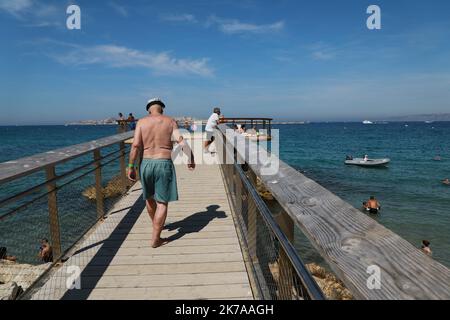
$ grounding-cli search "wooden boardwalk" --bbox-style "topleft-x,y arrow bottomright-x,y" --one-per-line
31,154 -> 253,300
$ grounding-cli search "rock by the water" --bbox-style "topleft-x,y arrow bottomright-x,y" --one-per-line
0,282 -> 23,300
0,260 -> 51,298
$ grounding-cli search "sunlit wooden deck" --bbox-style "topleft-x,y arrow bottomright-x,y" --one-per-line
31,153 -> 253,300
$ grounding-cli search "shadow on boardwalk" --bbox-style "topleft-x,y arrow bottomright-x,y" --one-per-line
62,196 -> 146,300
61,203 -> 226,300
165,205 -> 227,242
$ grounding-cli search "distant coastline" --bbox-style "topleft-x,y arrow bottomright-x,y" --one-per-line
65,118 -> 117,126
380,113 -> 450,122
58,112 -> 450,126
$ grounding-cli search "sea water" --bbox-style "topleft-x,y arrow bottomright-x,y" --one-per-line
0,123 -> 449,267
274,122 -> 450,268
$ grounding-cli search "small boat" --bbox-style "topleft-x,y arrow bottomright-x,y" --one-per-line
345,158 -> 390,167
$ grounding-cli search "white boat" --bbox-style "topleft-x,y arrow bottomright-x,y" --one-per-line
362,120 -> 373,125
345,158 -> 390,167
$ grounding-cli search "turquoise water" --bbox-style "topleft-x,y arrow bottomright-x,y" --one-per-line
274,122 -> 450,268
0,124 -> 449,267
0,126 -> 124,264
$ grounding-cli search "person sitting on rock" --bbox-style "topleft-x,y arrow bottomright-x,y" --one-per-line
0,247 -> 17,262
37,239 -> 53,263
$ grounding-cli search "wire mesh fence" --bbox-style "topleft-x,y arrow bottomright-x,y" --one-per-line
0,136 -> 134,299
216,130 -> 324,300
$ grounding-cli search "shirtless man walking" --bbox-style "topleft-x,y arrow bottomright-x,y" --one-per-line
128,98 -> 195,248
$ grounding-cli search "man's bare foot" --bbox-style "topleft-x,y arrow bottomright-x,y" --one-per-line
151,238 -> 169,248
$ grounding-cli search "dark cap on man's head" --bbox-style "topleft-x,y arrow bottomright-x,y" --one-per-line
146,98 -> 166,111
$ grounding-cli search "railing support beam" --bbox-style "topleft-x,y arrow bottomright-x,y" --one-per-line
275,210 -> 295,299
45,166 -> 62,260
94,149 -> 104,219
119,141 -> 127,192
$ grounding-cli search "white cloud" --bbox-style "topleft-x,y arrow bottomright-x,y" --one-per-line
307,42 -> 337,61
0,0 -> 33,17
161,13 -> 197,23
312,51 -> 335,60
207,15 -> 285,35
109,2 -> 128,17
50,43 -> 213,77
0,0 -> 61,27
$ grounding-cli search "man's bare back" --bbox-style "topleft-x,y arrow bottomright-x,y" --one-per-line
133,114 -> 181,160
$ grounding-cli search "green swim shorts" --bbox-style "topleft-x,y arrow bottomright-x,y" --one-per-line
140,159 -> 178,203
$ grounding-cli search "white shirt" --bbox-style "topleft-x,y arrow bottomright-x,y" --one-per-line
205,113 -> 219,132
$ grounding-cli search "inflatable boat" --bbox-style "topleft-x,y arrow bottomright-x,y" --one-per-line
345,158 -> 390,167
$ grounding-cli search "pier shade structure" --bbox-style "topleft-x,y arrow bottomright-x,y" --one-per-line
0,123 -> 449,300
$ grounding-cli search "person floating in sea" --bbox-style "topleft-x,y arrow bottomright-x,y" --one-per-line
204,107 -> 221,153
127,98 -> 195,248
421,240 -> 432,256
37,238 -> 53,263
363,196 -> 381,214
442,178 -> 450,185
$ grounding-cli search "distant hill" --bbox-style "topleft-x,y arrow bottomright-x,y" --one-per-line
383,113 -> 450,122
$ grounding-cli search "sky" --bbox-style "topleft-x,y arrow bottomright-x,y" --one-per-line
0,0 -> 449,124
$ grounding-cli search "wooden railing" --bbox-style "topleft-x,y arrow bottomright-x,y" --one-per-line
216,124 -> 450,300
216,126 -> 324,300
0,131 -> 134,262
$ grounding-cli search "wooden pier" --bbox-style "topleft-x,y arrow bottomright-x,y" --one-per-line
1,124 -> 449,300
30,153 -> 253,300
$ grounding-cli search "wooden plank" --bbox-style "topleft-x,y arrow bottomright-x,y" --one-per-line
0,131 -> 134,184
79,272 -> 250,289
79,245 -> 242,257
76,262 -> 249,276
218,124 -> 450,300
31,158 -> 252,300
106,231 -> 238,241
65,284 -> 253,300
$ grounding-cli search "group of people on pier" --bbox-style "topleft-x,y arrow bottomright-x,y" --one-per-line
117,112 -> 137,132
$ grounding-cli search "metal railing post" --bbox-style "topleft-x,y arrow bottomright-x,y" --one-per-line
93,149 -> 104,219
119,141 -> 127,192
45,166 -> 62,260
